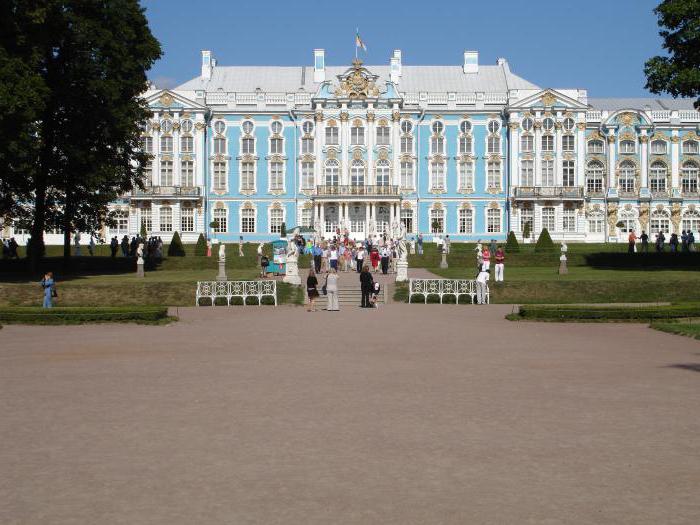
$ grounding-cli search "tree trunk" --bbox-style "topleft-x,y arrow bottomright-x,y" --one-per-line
29,177 -> 47,275
63,193 -> 72,271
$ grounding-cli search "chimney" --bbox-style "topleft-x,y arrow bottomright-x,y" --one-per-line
201,50 -> 213,79
313,49 -> 325,82
390,49 -> 402,84
463,50 -> 478,74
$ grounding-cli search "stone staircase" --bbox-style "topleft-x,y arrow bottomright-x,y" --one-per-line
314,285 -> 388,308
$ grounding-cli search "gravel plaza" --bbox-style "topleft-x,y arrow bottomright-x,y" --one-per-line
1,304 -> 699,524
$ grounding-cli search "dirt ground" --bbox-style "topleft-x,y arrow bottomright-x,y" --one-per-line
1,305 -> 699,525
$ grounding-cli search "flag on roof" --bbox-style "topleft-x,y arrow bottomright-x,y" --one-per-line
355,30 -> 367,52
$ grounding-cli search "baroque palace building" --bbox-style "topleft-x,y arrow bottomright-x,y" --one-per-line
7,49 -> 700,244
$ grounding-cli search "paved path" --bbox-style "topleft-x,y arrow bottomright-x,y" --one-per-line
2,306 -> 699,524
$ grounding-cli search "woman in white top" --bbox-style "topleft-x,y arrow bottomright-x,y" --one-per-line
355,246 -> 365,273
325,268 -> 339,311
329,246 -> 339,271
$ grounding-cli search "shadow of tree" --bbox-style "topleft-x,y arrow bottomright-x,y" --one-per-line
666,363 -> 700,373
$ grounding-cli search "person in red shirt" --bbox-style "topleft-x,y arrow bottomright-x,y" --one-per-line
370,247 -> 380,272
628,230 -> 637,253
494,247 -> 505,282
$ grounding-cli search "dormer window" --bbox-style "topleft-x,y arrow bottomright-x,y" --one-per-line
181,120 -> 193,133
620,140 -> 636,154
651,139 -> 667,154
241,120 -> 253,134
270,121 -> 283,135
214,121 -> 226,134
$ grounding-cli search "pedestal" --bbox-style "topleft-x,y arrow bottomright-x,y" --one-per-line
217,260 -> 227,281
395,259 -> 408,282
283,258 -> 301,285
409,241 -> 416,255
559,255 -> 568,275
439,252 -> 448,269
136,258 -> 144,278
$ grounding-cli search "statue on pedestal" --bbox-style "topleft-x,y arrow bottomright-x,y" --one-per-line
136,243 -> 145,277
559,242 -> 568,275
283,227 -> 302,285
218,243 -> 226,262
217,243 -> 227,281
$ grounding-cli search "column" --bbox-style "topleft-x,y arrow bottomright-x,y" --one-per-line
313,202 -> 318,227
366,107 -> 375,185
315,112 -> 323,191
173,114 -> 180,187
576,121 -> 586,186
555,121 -> 562,186
365,203 -> 370,234
195,116 -> 205,187
534,119 -> 542,186
340,108 -> 349,186
607,132 -> 616,190
392,106 -> 401,186
640,133 -> 649,188
509,121 -> 519,187
671,132 -> 680,189
389,202 -> 395,226
319,203 -> 325,233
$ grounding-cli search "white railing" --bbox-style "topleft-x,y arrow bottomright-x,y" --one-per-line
265,93 -> 287,105
651,110 -> 670,121
236,93 -> 257,105
408,278 -> 489,304
295,93 -> 312,105
206,92 -> 228,104
456,93 -> 477,105
427,93 -> 448,105
403,93 -> 419,104
586,111 -> 602,121
484,93 -> 507,104
679,110 -> 700,122
196,280 -> 277,306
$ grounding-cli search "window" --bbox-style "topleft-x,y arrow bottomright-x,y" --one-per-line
542,159 -> 555,186
141,208 -> 152,232
618,161 -> 636,193
160,135 -> 173,153
520,208 -> 533,234
400,136 -> 413,154
213,161 -> 226,190
430,162 -> 445,191
301,161 -> 314,190
541,135 -> 554,152
520,134 -> 533,152
651,140 -> 667,154
681,161 -> 699,193
521,117 -> 533,131
400,161 -> 413,189
301,208 -> 312,228
563,117 -> 575,131
562,135 -> 575,152
430,208 -> 444,233
487,120 -> 500,134
181,135 -> 194,153
350,160 -> 365,186
487,208 -> 501,233
683,140 -> 699,154
141,136 -> 153,153
562,208 -> 576,232
241,208 -> 255,233
587,140 -> 604,154
302,121 -> 313,134
213,207 -> 228,233
400,208 -> 414,233
586,161 -> 604,193
325,125 -> 339,145
241,161 -> 255,191
562,160 -> 575,187
650,210 -> 669,234
487,160 -> 501,189
458,208 -> 473,234
619,140 -> 636,154
682,210 -> 700,233
458,162 -> 474,190
520,159 -> 534,186
350,124 -> 364,145
459,135 -> 472,154
431,136 -> 445,154
269,161 -> 284,191
487,136 -> 500,154
301,137 -> 314,154
401,121 -> 413,134
214,121 -> 226,134
649,161 -> 667,193
181,207 -> 194,232
459,120 -> 472,134
432,121 -> 444,134
541,207 -> 555,232
270,208 -> 283,234
160,161 -> 173,186
213,137 -> 226,154
542,118 -> 554,132
325,160 -> 339,186
376,125 -> 390,145
181,161 -> 194,187
111,211 -> 129,235
159,206 -> 172,232
241,120 -> 253,134
618,211 -> 637,234
270,121 -> 283,135
376,160 -> 390,186
181,120 -> 193,133
241,137 -> 255,154
161,119 -> 173,133
270,137 -> 283,154
588,213 -> 604,233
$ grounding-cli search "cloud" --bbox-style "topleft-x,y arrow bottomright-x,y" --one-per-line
150,76 -> 179,89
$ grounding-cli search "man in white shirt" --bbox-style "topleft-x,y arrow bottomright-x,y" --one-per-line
475,263 -> 490,305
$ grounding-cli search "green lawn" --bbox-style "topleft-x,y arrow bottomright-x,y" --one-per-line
651,321 -> 700,340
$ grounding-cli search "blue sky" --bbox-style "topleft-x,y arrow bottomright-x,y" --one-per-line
142,0 -> 665,98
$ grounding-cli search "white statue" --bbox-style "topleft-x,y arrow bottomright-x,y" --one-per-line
313,221 -> 323,245
287,227 -> 300,261
136,242 -> 144,262
391,219 -> 408,261
560,241 -> 568,254
368,219 -> 377,239
218,243 -> 226,262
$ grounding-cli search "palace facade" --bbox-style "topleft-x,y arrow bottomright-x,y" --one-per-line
8,49 -> 700,244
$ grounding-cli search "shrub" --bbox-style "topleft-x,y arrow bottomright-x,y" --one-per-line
505,231 -> 520,253
140,223 -> 147,239
0,306 -> 170,324
280,222 -> 286,238
514,303 -> 700,322
194,233 -> 207,256
167,232 -> 186,257
535,228 -> 556,252
522,222 -> 532,240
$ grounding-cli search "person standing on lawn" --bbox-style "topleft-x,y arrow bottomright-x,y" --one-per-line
494,247 -> 505,282
640,231 -> 649,253
628,230 -> 637,253
670,232 -> 679,253
681,230 -> 689,252
688,230 -> 695,252
475,262 -> 489,304
74,232 -> 81,256
481,245 -> 491,272
238,235 -> 244,257
110,236 -> 118,258
655,231 -> 665,252
417,233 -> 423,255
41,272 -> 55,308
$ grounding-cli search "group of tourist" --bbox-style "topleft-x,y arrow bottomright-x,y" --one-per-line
110,235 -> 164,259
473,240 -> 505,305
2,237 -> 20,259
627,229 -> 697,253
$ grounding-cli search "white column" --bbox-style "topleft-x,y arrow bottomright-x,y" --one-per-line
367,113 -> 375,185
607,133 -> 616,189
576,121 -> 586,186
640,134 -> 649,188
315,115 -> 323,190
173,118 -> 180,186
365,203 -> 370,234
392,109 -> 400,186
555,124 -> 562,186
340,110 -> 349,185
534,122 -> 542,186
671,132 -> 680,189
389,202 -> 395,226
319,203 -> 325,234
195,117 -> 205,187
509,122 -> 519,187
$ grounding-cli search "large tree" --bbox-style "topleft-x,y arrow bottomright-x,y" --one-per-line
645,0 -> 700,108
0,0 -> 161,269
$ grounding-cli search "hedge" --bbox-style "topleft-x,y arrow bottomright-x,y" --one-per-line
585,252 -> 700,269
512,303 -> 700,321
0,306 -> 170,324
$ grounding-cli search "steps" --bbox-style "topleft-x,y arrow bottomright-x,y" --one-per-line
314,286 -> 387,308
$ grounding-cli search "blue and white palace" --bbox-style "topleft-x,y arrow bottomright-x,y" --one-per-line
13,48 -> 699,245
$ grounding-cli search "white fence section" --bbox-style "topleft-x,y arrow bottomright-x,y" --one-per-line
196,280 -> 277,306
408,278 -> 489,304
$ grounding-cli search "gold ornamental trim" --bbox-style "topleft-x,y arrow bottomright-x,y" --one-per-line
159,93 -> 174,107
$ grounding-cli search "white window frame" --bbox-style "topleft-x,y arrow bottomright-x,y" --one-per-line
562,208 -> 576,232
213,161 -> 227,191
181,160 -> 194,187
458,161 -> 474,191
541,207 -> 555,232
458,208 -> 473,234
159,206 -> 173,233
486,208 -> 501,233
430,208 -> 444,234
650,140 -> 667,155
487,160 -> 501,190
649,161 -> 667,192
325,160 -> 339,186
240,207 -> 255,233
213,207 -> 228,233
586,161 -> 604,193
160,160 -> 173,186
587,139 -> 604,154
301,161 -> 314,190
269,207 -> 284,234
375,160 -> 390,186
542,159 -> 555,186
400,160 -> 414,189
240,161 -> 256,192
269,161 -> 284,192
562,160 -> 575,187
682,140 -> 699,155
430,161 -> 445,191
520,159 -> 534,186
181,207 -> 195,232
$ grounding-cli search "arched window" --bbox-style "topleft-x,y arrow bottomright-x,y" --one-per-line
159,206 -> 173,233
350,160 -> 364,186
588,211 -> 604,234
618,209 -> 638,234
240,207 -> 254,233
325,160 -> 339,186
649,161 -> 667,193
618,161 -> 636,193
520,159 -> 534,186
375,160 -> 390,186
650,210 -> 669,234
681,161 -> 699,193
180,207 -> 194,232
587,139 -> 604,154
212,207 -> 227,233
682,139 -> 699,155
111,211 -> 129,235
458,208 -> 473,234
586,160 -> 604,194
650,140 -> 667,154
619,140 -> 636,154
487,208 -> 501,233
682,209 -> 700,233
400,208 -> 414,233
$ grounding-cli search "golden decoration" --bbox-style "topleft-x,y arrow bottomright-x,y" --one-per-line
624,203 -> 633,211
587,131 -> 603,142
541,92 -> 557,107
352,118 -> 363,127
182,154 -> 193,161
682,130 -> 700,141
533,121 -> 542,130
670,135 -> 680,143
366,112 -> 376,122
339,112 -> 349,122
577,122 -> 587,131
639,135 -> 649,143
671,202 -> 682,232
159,93 -> 174,107
242,201 -> 255,210
391,110 -> 401,122
508,122 -> 519,130
151,121 -> 161,131
195,122 -> 206,131
460,202 -> 472,209
619,131 -> 636,141
619,112 -> 636,126
327,119 -> 337,127
377,118 -> 389,127
352,149 -> 362,160
432,202 -> 443,210
172,122 -> 180,131
607,135 -> 616,143
554,122 -> 563,130
607,203 -> 618,230
271,201 -> 283,210
401,201 -> 413,209
314,111 -> 324,122
326,149 -> 337,160
488,201 -> 500,209
638,203 -> 650,227
333,58 -> 380,99
377,149 -> 389,161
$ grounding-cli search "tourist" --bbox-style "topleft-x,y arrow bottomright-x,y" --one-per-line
670,232 -> 679,253
655,231 -> 665,252
370,280 -> 381,308
41,272 -> 55,308
356,245 -> 365,273
681,230 -> 689,252
321,244 -> 329,273
490,239 -> 498,259
444,235 -> 451,254
2,238 -> 10,258
416,233 -> 423,255
475,262 -> 489,305
325,268 -> 339,311
306,268 -> 319,312
482,245 -> 491,271
380,245 -> 390,274
9,237 -> 19,258
688,230 -> 695,252
329,245 -> 339,272
360,265 -> 374,308
238,235 -> 244,257
73,232 -> 81,256
121,235 -> 129,257
494,246 -> 505,282
343,244 -> 352,272
110,236 -> 118,258
312,243 -> 322,273
640,231 -> 649,253
628,229 -> 636,253
370,246 -> 380,272
88,235 -> 95,256
260,252 -> 269,278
